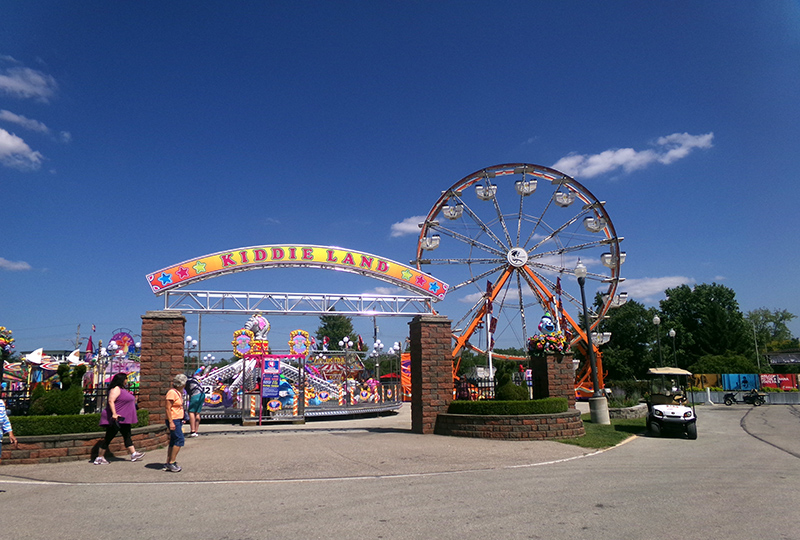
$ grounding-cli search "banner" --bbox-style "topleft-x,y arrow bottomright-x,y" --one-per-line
146,244 -> 448,300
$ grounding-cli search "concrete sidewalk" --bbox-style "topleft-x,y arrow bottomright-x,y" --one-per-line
0,403 -> 595,484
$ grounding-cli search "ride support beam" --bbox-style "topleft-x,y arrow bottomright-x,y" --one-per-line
450,266 -> 515,358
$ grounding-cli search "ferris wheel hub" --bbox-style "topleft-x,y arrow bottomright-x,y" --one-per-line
506,247 -> 528,268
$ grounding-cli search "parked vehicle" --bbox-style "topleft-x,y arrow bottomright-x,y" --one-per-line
723,389 -> 766,406
646,367 -> 697,440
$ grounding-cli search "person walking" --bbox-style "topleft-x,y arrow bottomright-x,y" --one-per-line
0,397 -> 19,464
94,373 -> 144,464
164,373 -> 187,472
185,375 -> 205,437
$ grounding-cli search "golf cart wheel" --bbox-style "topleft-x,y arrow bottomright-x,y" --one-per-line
650,422 -> 661,437
686,422 -> 697,440
724,397 -> 734,406
754,398 -> 763,406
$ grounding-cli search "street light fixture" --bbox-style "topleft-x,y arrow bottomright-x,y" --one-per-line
653,316 -> 663,368
668,328 -> 677,367
339,337 -> 353,405
372,339 -> 384,380
185,335 -> 198,373
575,260 -> 610,425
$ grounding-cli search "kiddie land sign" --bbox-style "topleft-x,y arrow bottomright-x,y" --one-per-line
146,244 -> 449,300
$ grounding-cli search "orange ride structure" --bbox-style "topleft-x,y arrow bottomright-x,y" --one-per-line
411,163 -> 628,398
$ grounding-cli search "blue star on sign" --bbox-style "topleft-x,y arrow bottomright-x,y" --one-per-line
428,281 -> 440,294
158,272 -> 173,286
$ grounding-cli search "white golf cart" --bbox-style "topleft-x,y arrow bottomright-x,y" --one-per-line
645,367 -> 697,440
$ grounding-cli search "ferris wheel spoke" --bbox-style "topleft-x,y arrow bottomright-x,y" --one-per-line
528,260 -> 609,284
428,222 -> 506,257
527,207 -> 591,254
488,189 -> 514,248
449,264 -> 508,292
449,194 -> 510,252
418,257 -> 504,265
516,272 -> 528,344
522,195 -> 555,249
528,238 -> 616,262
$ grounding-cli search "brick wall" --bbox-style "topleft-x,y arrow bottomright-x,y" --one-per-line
2,426 -> 168,465
409,315 -> 453,434
530,352 -> 576,409
140,310 -> 186,425
435,410 -> 585,440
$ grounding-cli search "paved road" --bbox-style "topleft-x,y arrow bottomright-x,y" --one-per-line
1,403 -> 798,540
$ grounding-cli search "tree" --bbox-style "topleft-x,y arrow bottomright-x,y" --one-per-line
315,313 -> 357,350
688,353 -> 758,375
594,297 -> 658,379
659,283 -> 750,369
746,307 -> 798,352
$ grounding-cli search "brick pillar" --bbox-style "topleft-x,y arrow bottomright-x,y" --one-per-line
529,352 -> 576,409
140,311 -> 186,425
409,315 -> 452,434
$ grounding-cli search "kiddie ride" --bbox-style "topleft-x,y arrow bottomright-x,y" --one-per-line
646,367 -> 698,440
194,314 -> 402,422
723,389 -> 766,406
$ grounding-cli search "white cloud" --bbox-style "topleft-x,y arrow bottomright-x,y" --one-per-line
622,276 -> 695,303
552,132 -> 714,178
390,215 -> 425,238
0,128 -> 43,170
0,66 -> 58,102
0,109 -> 50,133
0,257 -> 32,271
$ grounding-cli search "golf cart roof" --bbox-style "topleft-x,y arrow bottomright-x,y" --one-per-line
647,367 -> 692,376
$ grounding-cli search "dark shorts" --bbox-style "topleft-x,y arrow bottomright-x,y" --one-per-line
168,419 -> 185,447
188,393 -> 205,413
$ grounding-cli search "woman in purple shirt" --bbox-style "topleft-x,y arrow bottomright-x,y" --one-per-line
94,373 -> 144,464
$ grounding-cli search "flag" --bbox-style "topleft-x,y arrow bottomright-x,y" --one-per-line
357,335 -> 364,351
486,281 -> 493,314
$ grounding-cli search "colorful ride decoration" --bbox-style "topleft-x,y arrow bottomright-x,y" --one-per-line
0,326 -> 14,355
528,313 -> 567,355
289,329 -> 310,355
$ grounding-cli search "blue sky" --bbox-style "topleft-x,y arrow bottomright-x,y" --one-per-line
2,1 -> 799,359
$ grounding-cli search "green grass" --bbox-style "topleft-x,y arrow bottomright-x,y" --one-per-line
557,414 -> 646,449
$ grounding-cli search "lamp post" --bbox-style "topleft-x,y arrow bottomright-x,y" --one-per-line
668,328 -> 677,367
203,354 -> 215,373
185,335 -> 198,374
575,260 -> 610,425
372,339 -> 384,381
653,316 -> 663,367
107,340 -> 119,378
339,337 -> 353,405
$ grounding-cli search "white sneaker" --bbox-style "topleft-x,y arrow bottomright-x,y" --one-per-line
93,456 -> 109,465
189,432 -> 198,437
130,451 -> 145,462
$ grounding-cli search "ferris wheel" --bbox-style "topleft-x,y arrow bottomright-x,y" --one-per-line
413,163 -> 627,361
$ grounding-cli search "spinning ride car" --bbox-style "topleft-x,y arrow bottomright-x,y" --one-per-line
646,367 -> 697,440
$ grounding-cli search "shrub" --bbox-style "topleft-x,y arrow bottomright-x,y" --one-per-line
494,360 -> 529,401
607,396 -> 640,408
28,365 -> 86,415
448,397 -> 568,415
29,384 -> 84,415
9,410 -> 149,437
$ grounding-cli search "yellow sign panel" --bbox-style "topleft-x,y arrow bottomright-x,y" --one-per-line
146,244 -> 448,300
